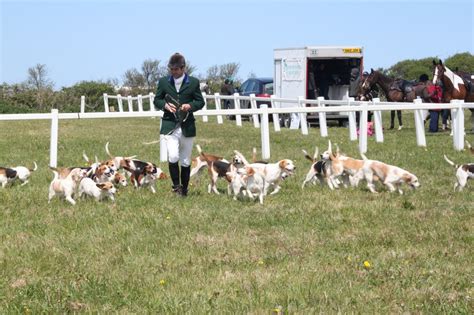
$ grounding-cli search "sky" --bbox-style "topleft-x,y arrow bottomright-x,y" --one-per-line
1,0 -> 473,89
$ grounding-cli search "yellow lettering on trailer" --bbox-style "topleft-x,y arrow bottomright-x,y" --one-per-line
342,48 -> 361,53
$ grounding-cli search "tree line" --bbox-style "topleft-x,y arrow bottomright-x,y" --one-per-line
1,52 -> 473,114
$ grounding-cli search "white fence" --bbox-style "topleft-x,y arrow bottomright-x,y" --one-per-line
1,92 -> 473,167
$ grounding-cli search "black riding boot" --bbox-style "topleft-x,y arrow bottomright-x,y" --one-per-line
180,166 -> 190,197
168,162 -> 181,193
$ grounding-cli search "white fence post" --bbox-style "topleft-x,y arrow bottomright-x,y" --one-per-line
103,93 -> 109,113
317,97 -> 328,137
298,96 -> 308,135
201,92 -> 208,122
214,93 -> 223,124
358,101 -> 368,154
117,94 -> 124,112
80,96 -> 85,113
271,95 -> 281,132
348,97 -> 357,141
452,100 -> 465,151
49,109 -> 59,168
233,93 -> 242,127
137,95 -> 143,112
260,104 -> 270,160
372,98 -> 384,143
413,98 -> 426,147
250,94 -> 260,128
149,92 -> 155,111
127,95 -> 134,112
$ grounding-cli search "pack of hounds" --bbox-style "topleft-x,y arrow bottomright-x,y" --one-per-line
1,141 -> 473,205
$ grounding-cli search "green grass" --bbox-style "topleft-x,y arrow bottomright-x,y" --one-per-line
0,112 -> 473,313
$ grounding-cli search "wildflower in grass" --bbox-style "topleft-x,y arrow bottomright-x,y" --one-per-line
347,255 -> 352,262
272,306 -> 282,314
159,279 -> 166,286
363,260 -> 371,269
258,259 -> 264,265
166,216 -> 171,220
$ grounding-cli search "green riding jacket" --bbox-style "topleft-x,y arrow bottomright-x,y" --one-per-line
153,74 -> 205,137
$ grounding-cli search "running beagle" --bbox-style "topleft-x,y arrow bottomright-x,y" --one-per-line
0,162 -> 37,188
444,155 -> 474,191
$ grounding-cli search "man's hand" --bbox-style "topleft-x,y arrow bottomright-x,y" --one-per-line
181,104 -> 191,112
165,103 -> 177,113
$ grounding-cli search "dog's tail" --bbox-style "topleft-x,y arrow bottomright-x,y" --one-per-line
196,144 -> 203,155
82,151 -> 92,164
29,161 -> 38,172
465,140 -> 474,155
302,147 -> 318,163
443,155 -> 458,168
105,142 -> 113,158
360,152 -> 369,161
51,170 -> 59,181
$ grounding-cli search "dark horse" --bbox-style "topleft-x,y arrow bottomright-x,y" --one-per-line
360,69 -> 434,130
433,60 -> 474,132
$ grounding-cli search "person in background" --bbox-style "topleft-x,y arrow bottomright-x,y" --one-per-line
314,63 -> 330,100
153,52 -> 205,197
419,73 -> 443,133
220,78 -> 235,119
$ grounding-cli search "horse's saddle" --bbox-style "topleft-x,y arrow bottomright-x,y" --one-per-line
460,76 -> 474,93
390,79 -> 416,94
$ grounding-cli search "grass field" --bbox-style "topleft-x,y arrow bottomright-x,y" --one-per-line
1,113 -> 473,313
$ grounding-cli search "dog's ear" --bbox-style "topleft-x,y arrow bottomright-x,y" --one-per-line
401,173 -> 412,184
246,166 -> 255,176
96,183 -> 106,189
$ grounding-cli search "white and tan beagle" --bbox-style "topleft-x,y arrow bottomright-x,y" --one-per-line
0,162 -> 37,188
360,153 -> 420,194
78,178 -> 117,201
234,150 -> 295,196
48,168 -> 87,205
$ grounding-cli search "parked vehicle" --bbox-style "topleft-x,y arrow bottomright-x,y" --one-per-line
238,77 -> 273,109
232,78 -> 273,122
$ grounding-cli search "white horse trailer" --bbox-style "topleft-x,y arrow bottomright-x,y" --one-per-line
274,46 -> 364,128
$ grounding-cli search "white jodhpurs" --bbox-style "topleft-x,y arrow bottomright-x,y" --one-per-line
164,127 -> 194,167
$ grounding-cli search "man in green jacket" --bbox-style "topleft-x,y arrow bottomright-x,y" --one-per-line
154,53 -> 205,196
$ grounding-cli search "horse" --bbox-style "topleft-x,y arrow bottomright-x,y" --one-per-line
360,69 -> 434,130
432,60 -> 474,102
433,60 -> 474,132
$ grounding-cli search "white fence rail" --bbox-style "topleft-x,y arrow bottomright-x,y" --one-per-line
1,93 -> 473,167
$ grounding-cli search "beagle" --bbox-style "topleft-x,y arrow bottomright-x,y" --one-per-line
0,162 -> 37,188
301,147 -> 337,189
190,144 -> 228,177
444,155 -> 474,191
226,165 -> 265,204
78,178 -> 116,202
360,153 -> 420,194
234,150 -> 295,196
112,172 -> 128,187
123,159 -> 167,193
105,142 -> 137,171
197,145 -> 245,194
48,168 -> 87,205
241,166 -> 265,204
